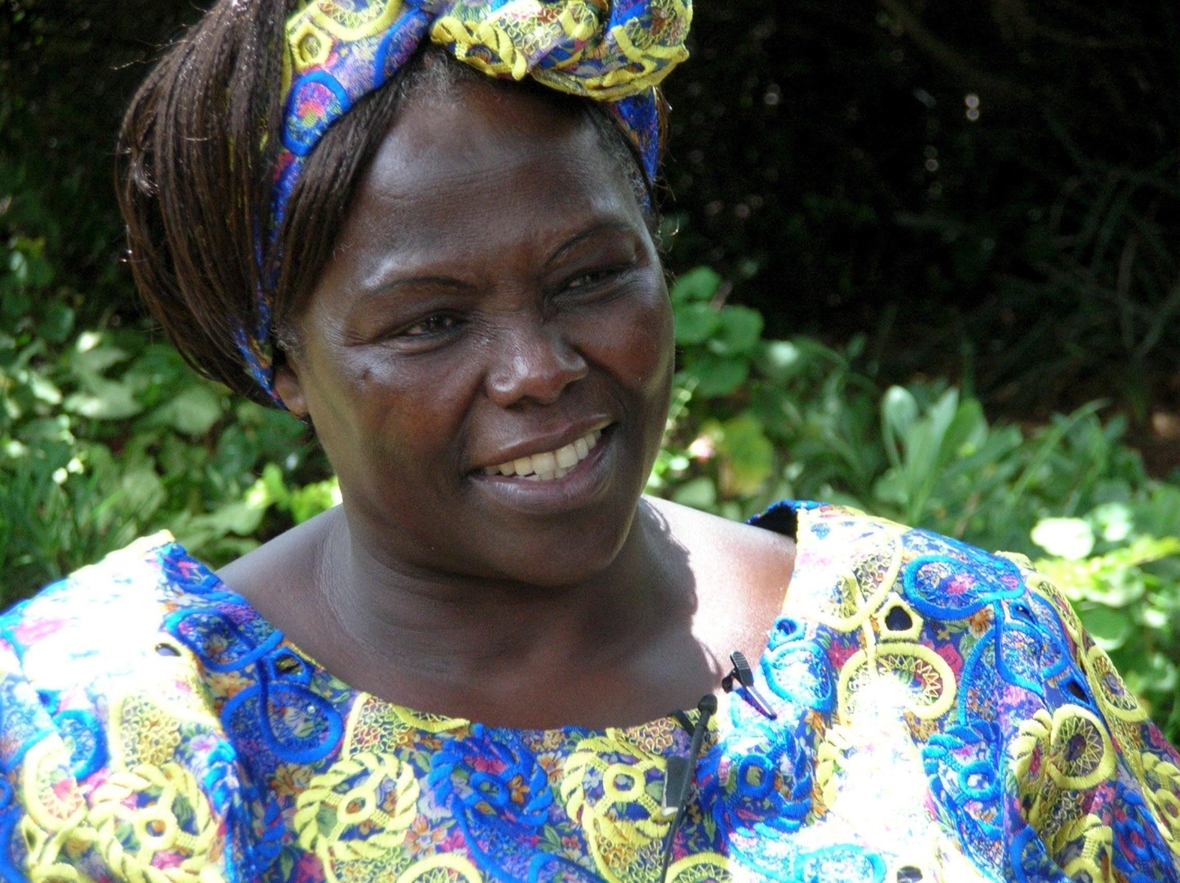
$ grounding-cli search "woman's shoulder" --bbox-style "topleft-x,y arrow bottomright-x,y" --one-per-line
0,533 -> 217,688
776,498 -> 1043,608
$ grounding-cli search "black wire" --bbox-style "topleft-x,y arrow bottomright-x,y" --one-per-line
658,693 -> 717,883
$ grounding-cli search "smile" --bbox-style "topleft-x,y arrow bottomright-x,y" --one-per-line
482,429 -> 604,481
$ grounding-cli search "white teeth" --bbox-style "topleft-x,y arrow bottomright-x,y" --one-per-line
482,428 -> 604,481
555,443 -> 578,468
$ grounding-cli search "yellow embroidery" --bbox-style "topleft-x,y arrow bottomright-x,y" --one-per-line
1141,753 -> 1180,856
810,532 -> 904,633
394,852 -> 484,882
873,595 -> 924,642
1009,705 -> 1118,876
666,852 -> 731,882
838,643 -> 956,723
1082,643 -> 1147,723
294,752 -> 420,881
88,762 -> 219,883
431,0 -> 691,100
343,694 -> 467,755
283,0 -> 406,92
20,739 -> 92,883
1045,707 -> 1115,791
560,731 -> 670,883
289,0 -> 405,59
1057,813 -> 1113,882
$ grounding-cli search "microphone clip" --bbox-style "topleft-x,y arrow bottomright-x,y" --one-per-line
721,651 -> 777,720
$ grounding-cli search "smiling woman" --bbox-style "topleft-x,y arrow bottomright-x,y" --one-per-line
2,1 -> 1180,882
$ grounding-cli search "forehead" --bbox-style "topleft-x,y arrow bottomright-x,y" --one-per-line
332,81 -> 646,265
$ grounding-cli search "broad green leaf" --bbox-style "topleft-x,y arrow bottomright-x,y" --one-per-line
63,378 -> 142,420
716,414 -> 775,496
672,476 -> 717,510
36,301 -> 74,343
70,344 -> 129,379
670,266 -> 721,304
152,385 -> 224,435
25,371 -> 61,406
674,302 -> 721,345
1089,502 -> 1133,543
709,306 -> 764,356
691,355 -> 749,398
1077,604 -> 1131,650
880,386 -> 919,467
290,478 -> 341,523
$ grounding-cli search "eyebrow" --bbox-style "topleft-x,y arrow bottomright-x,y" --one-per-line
542,221 -> 639,271
353,275 -> 475,306
349,219 -> 640,305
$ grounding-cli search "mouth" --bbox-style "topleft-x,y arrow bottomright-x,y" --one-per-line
481,428 -> 605,482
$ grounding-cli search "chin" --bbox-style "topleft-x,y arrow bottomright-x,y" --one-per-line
482,500 -> 643,588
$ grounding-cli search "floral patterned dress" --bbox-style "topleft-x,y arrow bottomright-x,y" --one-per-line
1,501 -> 1178,883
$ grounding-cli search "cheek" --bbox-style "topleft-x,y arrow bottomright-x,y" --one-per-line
298,344 -> 475,477
601,293 -> 674,393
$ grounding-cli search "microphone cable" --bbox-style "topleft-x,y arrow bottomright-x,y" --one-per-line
658,693 -> 717,883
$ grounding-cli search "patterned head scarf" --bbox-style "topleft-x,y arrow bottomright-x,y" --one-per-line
239,0 -> 693,403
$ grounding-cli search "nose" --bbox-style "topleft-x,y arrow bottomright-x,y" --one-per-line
484,316 -> 589,407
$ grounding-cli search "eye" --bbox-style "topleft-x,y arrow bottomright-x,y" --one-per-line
399,313 -> 463,337
558,264 -> 634,299
564,269 -> 614,290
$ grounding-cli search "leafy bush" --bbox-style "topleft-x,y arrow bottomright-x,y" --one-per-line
651,266 -> 1176,555
0,234 -> 329,601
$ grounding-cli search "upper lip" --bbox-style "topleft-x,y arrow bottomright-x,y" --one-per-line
471,418 -> 612,473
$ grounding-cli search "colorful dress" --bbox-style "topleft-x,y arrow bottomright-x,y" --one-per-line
1,501 -> 1178,883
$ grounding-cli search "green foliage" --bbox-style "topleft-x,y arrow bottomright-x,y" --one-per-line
0,235 -> 331,602
1031,498 -> 1180,740
651,267 -> 1174,556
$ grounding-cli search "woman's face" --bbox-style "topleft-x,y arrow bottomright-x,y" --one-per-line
276,80 -> 674,587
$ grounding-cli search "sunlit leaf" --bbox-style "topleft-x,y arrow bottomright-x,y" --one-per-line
63,379 -> 142,420
716,413 -> 775,496
672,476 -> 717,509
1031,517 -> 1095,560
151,385 -> 224,435
691,355 -> 748,397
709,307 -> 763,356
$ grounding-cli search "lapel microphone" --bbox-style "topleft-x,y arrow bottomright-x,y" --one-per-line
722,651 -> 777,720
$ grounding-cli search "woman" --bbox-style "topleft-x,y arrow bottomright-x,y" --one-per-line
1,1 -> 1178,881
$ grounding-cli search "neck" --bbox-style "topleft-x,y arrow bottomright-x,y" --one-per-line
309,501 -> 703,723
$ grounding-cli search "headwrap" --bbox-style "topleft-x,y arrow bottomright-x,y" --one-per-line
238,0 -> 693,403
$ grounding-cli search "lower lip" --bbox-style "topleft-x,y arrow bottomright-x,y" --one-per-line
469,429 -> 614,513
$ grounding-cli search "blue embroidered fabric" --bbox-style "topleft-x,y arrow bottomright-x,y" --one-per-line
0,501 -> 1178,882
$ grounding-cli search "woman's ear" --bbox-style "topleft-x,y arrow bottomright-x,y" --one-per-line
274,358 -> 310,418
